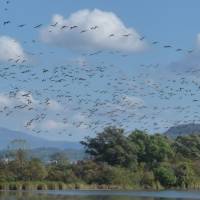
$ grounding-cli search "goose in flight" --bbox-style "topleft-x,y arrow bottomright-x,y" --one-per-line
70,25 -> 78,29
163,45 -> 172,48
90,25 -> 98,30
50,22 -> 58,27
18,24 -> 26,28
3,21 -> 10,25
34,24 -> 42,28
122,33 -> 131,37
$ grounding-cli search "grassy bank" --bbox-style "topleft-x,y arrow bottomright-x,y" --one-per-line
1,181 -> 200,191
0,182 -> 128,191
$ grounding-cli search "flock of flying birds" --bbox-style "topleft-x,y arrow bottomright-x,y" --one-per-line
0,0 -> 200,139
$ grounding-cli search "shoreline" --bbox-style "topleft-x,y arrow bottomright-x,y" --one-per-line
0,181 -> 200,191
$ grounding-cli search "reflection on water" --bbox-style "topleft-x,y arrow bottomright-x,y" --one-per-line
0,193 -> 146,200
0,193 -> 154,200
0,190 -> 200,200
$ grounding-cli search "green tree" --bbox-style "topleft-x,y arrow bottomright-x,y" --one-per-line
129,131 -> 173,165
175,162 -> 195,188
73,160 -> 100,184
174,134 -> 200,159
50,152 -> 69,167
154,165 -> 176,187
145,134 -> 174,164
140,170 -> 155,188
128,130 -> 149,162
47,153 -> 76,183
8,148 -> 28,180
24,158 -> 47,181
81,127 -> 137,168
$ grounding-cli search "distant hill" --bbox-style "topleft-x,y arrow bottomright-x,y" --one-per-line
164,123 -> 200,138
0,147 -> 85,162
28,148 -> 85,162
0,127 -> 82,150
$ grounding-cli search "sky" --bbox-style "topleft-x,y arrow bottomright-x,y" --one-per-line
0,0 -> 200,141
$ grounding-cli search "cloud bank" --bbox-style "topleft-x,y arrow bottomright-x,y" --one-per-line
0,36 -> 26,62
0,91 -> 61,112
41,9 -> 147,52
167,33 -> 200,73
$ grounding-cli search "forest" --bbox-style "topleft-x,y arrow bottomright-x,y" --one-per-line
0,126 -> 200,190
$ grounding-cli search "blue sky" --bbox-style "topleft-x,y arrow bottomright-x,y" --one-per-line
0,0 -> 200,141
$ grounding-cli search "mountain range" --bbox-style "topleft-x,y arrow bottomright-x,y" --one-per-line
1,123 -> 200,160
0,127 -> 81,150
164,123 -> 200,138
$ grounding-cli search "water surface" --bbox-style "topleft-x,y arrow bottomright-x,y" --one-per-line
0,190 -> 200,200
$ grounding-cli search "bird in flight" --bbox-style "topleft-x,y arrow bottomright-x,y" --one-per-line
122,33 -> 131,37
3,21 -> 10,25
70,25 -> 78,29
50,22 -> 58,27
18,24 -> 26,28
34,24 -> 42,28
90,25 -> 98,30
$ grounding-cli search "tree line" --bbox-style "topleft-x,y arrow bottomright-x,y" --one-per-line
0,126 -> 200,190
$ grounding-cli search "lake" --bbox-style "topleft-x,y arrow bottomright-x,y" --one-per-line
0,190 -> 200,200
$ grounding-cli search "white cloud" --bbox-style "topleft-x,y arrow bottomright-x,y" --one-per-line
16,91 -> 39,106
47,99 -> 62,111
197,33 -> 200,48
167,33 -> 200,73
122,96 -> 144,108
72,113 -> 90,129
41,119 -> 68,130
0,35 -> 26,62
0,94 -> 12,107
0,91 -> 62,113
0,91 -> 38,109
41,9 -> 147,52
